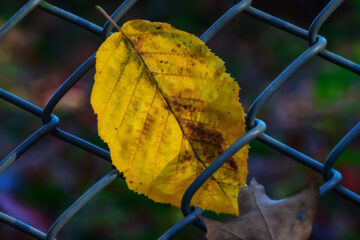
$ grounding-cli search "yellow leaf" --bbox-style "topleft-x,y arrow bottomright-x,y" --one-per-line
91,20 -> 248,215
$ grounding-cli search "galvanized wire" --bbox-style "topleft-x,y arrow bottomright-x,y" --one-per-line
0,0 -> 359,239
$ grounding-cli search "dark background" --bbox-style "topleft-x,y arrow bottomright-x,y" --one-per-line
0,0 -> 359,239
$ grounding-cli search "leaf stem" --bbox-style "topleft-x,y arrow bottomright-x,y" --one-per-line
96,5 -> 120,31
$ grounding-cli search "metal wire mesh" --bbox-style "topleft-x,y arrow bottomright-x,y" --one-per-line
0,0 -> 359,239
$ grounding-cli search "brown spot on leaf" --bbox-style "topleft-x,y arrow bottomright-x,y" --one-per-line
143,115 -> 155,133
227,158 -> 237,171
168,98 -> 198,113
180,118 -> 225,146
196,143 -> 224,164
131,37 -> 143,49
179,152 -> 193,164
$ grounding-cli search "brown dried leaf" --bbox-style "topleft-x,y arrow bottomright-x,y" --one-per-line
200,178 -> 318,240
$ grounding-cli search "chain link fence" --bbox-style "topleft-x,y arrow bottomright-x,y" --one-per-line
0,0 -> 359,239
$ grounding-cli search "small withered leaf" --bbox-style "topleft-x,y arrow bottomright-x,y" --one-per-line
200,178 -> 318,240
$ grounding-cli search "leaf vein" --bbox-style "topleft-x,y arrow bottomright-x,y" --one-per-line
252,190 -> 276,239
174,134 -> 184,198
139,51 -> 206,58
99,51 -> 133,114
152,71 -> 217,82
112,69 -> 145,142
130,90 -> 158,167
125,31 -> 193,40
150,111 -> 170,183
97,36 -> 124,74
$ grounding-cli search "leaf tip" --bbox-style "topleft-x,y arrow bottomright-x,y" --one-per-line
249,177 -> 258,186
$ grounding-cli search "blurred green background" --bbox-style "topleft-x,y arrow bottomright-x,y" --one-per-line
0,0 -> 359,239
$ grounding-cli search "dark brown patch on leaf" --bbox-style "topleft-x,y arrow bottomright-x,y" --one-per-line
143,114 -> 155,133
179,118 -> 224,146
194,142 -> 224,165
227,158 -> 237,171
167,98 -> 200,114
179,151 -> 193,164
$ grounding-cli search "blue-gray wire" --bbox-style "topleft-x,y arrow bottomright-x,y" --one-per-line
0,0 -> 359,239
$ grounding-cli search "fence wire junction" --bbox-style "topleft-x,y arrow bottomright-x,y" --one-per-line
0,0 -> 359,239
